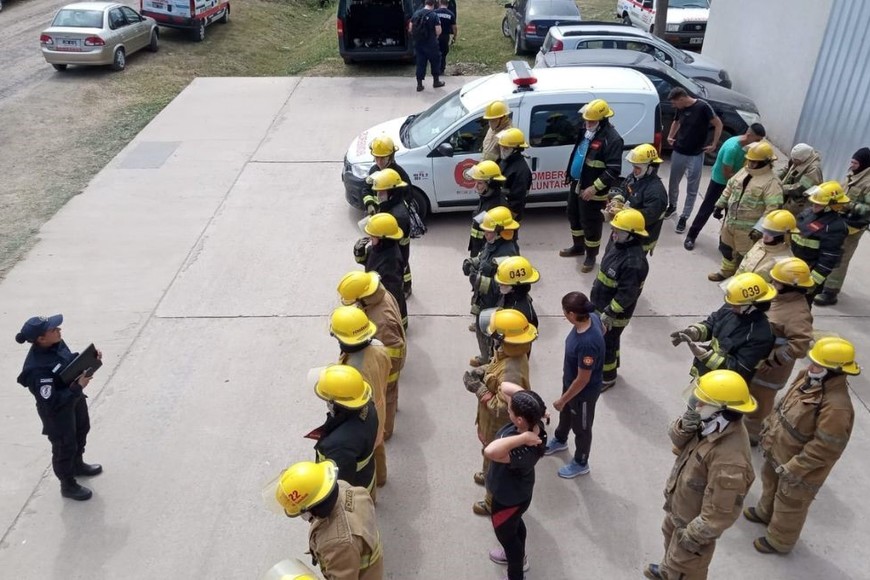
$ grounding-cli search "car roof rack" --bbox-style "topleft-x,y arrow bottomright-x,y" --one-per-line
507,60 -> 537,92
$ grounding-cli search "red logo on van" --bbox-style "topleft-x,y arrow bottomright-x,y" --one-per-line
455,159 -> 477,189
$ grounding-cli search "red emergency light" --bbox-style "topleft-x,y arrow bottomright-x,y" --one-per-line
507,60 -> 537,91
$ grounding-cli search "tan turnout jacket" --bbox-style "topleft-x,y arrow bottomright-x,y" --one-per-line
360,285 -> 406,382
476,342 -> 530,442
340,342 -> 391,446
750,292 -> 813,391
734,240 -> 792,281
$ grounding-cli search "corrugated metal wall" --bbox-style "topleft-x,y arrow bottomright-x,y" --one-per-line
794,0 -> 870,182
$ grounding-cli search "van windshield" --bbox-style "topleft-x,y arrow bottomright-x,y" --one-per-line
407,90 -> 468,148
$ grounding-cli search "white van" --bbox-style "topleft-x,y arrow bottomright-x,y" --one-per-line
342,62 -> 662,219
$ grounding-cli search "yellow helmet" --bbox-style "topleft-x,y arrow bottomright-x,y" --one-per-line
313,364 -> 372,408
273,461 -> 338,517
759,209 -> 798,234
723,272 -> 777,305
480,206 -> 520,232
261,559 -> 321,580
744,141 -> 777,162
364,213 -> 404,239
337,271 -> 380,305
330,305 -> 377,345
580,98 -> 614,121
465,160 -> 506,182
688,370 -> 757,413
625,143 -> 662,165
482,100 -> 510,120
807,180 -> 850,205
369,135 -> 398,157
367,168 -> 407,191
486,309 -> 538,344
611,208 -> 649,237
497,128 -> 529,149
495,256 -> 540,285
808,336 -> 860,375
769,257 -> 814,288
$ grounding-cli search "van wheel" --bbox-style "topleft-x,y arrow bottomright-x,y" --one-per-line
218,6 -> 229,24
622,13 -> 630,25
409,187 -> 430,223
191,20 -> 206,42
111,47 -> 126,71
501,17 -> 510,38
147,30 -> 159,52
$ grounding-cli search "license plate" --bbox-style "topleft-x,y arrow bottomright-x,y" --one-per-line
690,37 -> 703,45
60,38 -> 80,46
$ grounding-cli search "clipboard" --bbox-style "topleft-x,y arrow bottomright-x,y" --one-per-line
59,343 -> 102,384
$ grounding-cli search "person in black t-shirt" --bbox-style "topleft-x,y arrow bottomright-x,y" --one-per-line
484,382 -> 547,580
434,0 -> 457,76
665,87 -> 723,235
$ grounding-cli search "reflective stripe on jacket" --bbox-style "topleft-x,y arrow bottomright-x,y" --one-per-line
717,167 -> 783,231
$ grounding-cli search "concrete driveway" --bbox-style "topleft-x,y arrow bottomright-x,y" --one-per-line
0,77 -> 867,579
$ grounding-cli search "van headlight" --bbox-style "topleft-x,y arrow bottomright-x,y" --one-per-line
350,162 -> 371,179
667,24 -> 680,32
736,109 -> 760,127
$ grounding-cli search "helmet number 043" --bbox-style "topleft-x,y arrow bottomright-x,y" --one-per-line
509,267 -> 528,279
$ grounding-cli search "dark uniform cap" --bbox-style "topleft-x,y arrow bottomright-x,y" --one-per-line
15,314 -> 63,344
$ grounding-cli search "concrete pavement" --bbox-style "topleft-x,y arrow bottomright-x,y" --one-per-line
0,77 -> 868,579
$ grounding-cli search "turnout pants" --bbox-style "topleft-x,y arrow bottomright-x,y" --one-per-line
603,309 -> 635,382
554,391 -> 600,465
755,460 -> 816,553
39,396 -> 90,482
567,182 -> 606,259
824,230 -> 864,291
492,498 -> 532,580
687,180 -> 726,240
400,239 -> 412,294
660,513 -> 716,580
718,223 -> 754,275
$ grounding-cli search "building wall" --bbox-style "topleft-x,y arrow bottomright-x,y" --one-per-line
794,0 -> 870,182
702,0 -> 833,147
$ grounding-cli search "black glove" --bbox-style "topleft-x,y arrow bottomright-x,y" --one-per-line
353,237 -> 370,259
463,370 -> 484,394
462,258 -> 473,276
749,229 -> 763,242
712,207 -> 724,220
479,258 -> 498,277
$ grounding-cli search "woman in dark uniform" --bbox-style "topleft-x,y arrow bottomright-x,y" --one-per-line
15,314 -> 102,501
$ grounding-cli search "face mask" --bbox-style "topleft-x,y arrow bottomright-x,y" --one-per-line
697,404 -> 721,421
584,129 -> 597,141
612,230 -> 631,243
499,284 -> 512,295
807,368 -> 827,382
327,401 -> 335,416
499,146 -> 512,159
300,511 -> 314,523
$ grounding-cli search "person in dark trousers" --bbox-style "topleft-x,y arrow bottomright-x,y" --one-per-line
367,167 -> 414,298
590,209 -> 650,391
434,0 -> 456,76
684,123 -> 766,250
607,143 -> 668,254
666,87 -> 723,234
545,292 -> 605,479
354,212 -> 408,329
484,382 -> 547,580
466,160 -> 507,257
15,314 -> 103,501
497,128 -> 533,223
410,0 -> 443,92
560,99 -> 624,273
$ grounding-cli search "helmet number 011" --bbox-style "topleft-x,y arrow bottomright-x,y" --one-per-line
509,267 -> 527,279
742,284 -> 762,299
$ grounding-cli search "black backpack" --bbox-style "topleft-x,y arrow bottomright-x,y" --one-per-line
412,10 -> 432,43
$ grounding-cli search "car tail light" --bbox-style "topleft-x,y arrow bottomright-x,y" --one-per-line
84,36 -> 105,46
524,23 -> 536,35
40,34 -> 53,45
337,18 -> 344,36
551,39 -> 563,51
654,131 -> 663,155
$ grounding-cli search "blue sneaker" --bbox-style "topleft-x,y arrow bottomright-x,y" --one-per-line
558,460 -> 591,479
544,438 -> 569,456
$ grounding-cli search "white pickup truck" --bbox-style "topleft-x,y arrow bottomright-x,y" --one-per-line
616,0 -> 710,49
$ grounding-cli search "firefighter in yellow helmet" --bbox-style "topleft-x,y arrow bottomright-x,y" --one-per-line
734,209 -> 797,282
337,272 -> 406,446
367,168 -> 414,299
644,370 -> 755,580
608,143 -> 668,254
494,256 -> 539,332
463,308 -> 535,516
354,213 -> 408,329
269,460 -> 384,580
790,180 -> 849,304
482,100 -> 513,161
362,136 -> 412,216
466,160 -> 507,257
743,257 -> 814,444
308,365 -> 379,494
590,209 -> 650,391
746,336 -> 859,554
708,140 -> 784,282
463,205 -> 520,366
779,143 -> 823,217
670,272 -> 776,384
330,306 -> 392,490
497,128 -> 533,221
561,99 -> 624,274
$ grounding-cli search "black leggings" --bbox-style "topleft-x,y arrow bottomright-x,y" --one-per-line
491,498 -> 531,580
687,180 -> 726,240
554,391 -> 600,465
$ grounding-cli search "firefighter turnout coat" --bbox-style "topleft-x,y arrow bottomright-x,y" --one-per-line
565,122 -> 624,201
590,237 -> 649,325
750,291 -> 813,391
791,209 -> 848,287
688,305 -> 775,383
716,167 -> 784,233
499,150 -> 533,221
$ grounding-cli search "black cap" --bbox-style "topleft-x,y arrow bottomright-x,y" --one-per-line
15,314 -> 63,344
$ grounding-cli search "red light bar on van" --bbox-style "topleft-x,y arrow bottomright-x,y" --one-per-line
507,60 -> 536,90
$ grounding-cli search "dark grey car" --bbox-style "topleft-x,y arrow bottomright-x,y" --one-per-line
502,0 -> 582,55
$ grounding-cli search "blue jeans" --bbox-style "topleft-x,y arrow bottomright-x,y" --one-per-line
668,151 -> 704,220
415,45 -> 441,82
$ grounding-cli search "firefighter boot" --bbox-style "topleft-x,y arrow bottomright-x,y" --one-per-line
559,235 -> 585,257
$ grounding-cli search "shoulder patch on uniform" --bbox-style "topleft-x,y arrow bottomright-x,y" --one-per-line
40,384 -> 52,400
344,489 -> 355,512
40,378 -> 53,384
583,356 -> 594,366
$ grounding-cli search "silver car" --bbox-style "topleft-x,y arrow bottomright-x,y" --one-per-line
40,2 -> 159,71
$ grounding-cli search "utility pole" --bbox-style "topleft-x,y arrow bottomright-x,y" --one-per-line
653,0 -> 668,39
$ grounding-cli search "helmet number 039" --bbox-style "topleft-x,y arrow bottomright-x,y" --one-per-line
742,284 -> 762,299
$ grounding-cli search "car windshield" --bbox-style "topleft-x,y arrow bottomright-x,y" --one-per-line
665,64 -> 704,94
530,0 -> 579,16
51,9 -> 104,28
669,0 -> 710,7
407,90 -> 468,148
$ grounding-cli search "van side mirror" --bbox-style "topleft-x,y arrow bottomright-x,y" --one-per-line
436,143 -> 455,157
504,3 -> 512,7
